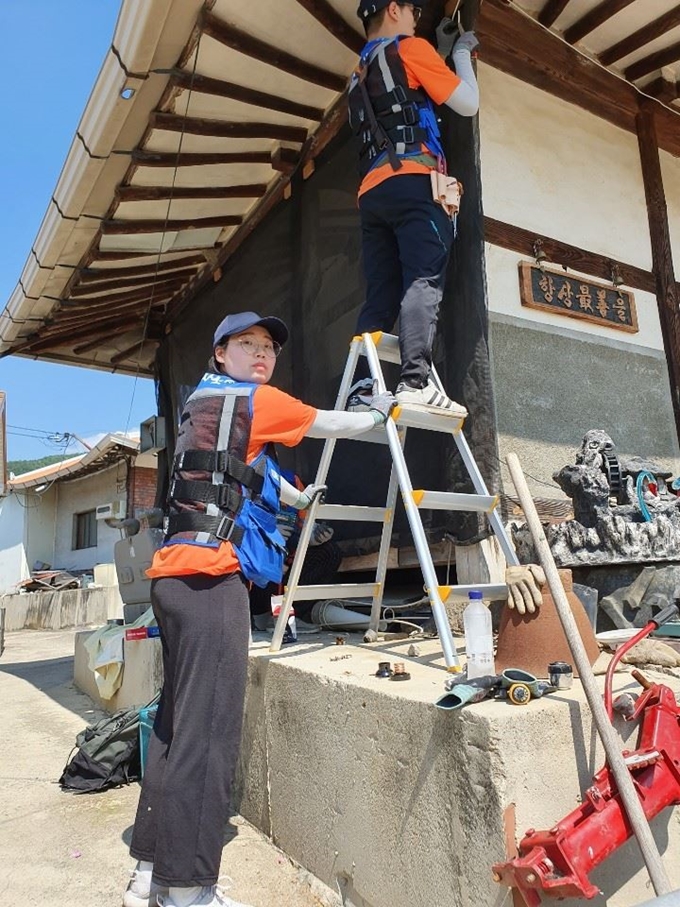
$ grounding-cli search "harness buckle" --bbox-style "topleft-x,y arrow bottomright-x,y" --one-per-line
391,85 -> 407,104
215,514 -> 237,542
400,126 -> 416,145
402,104 -> 417,126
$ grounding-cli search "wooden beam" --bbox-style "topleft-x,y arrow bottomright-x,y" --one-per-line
72,322 -> 149,355
626,40 -> 680,82
149,111 -> 308,145
291,0 -> 364,54
79,255 -> 206,281
644,77 -> 680,105
600,5 -> 680,66
483,217 -> 656,294
172,71 -> 325,122
636,102 -> 680,444
132,150 -> 271,167
116,184 -> 266,203
60,281 -> 182,310
564,0 -> 636,46
271,147 -> 301,174
477,0 -> 680,159
101,215 -> 242,234
110,339 -> 152,366
201,12 -> 347,93
12,315 -> 146,355
538,0 -> 572,28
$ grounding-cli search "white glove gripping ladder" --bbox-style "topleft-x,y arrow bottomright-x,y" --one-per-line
270,332 -> 519,669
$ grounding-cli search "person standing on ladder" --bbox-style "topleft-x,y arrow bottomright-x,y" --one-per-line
348,0 -> 479,417
122,311 -> 395,907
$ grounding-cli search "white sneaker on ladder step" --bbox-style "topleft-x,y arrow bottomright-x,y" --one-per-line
395,379 -> 468,418
122,864 -> 167,907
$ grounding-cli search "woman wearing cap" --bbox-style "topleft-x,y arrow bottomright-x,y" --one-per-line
123,312 -> 395,907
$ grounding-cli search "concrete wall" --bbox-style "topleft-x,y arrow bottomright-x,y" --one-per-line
24,483 -> 58,575
478,64 -> 680,497
0,493 -> 30,592
52,464 -> 126,572
2,585 -> 124,631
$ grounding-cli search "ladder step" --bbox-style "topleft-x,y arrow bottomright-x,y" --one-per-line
437,583 -> 509,603
317,504 -> 388,522
286,582 -> 380,601
412,490 -> 499,514
393,406 -> 464,433
355,331 -> 401,364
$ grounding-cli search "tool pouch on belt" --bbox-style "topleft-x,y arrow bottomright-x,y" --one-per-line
430,170 -> 462,218
233,457 -> 287,588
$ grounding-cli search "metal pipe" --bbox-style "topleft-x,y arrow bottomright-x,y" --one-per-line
506,452 -> 672,899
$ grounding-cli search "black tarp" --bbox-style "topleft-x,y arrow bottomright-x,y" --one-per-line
155,109 -> 498,551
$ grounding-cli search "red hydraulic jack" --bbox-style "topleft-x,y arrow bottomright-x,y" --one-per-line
492,602 -> 680,906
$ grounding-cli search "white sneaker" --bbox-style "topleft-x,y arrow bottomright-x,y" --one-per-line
122,865 -> 168,907
346,378 -> 374,412
159,886 -> 253,907
395,380 -> 468,418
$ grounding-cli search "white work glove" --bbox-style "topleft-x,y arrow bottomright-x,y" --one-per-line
295,483 -> 327,510
310,522 -> 334,547
435,17 -> 458,58
369,391 -> 397,424
452,30 -> 479,56
505,564 -> 546,615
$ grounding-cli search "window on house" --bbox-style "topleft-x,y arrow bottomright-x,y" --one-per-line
73,510 -> 97,550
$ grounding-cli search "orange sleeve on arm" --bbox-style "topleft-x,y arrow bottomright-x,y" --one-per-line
247,385 -> 317,458
399,37 -> 461,105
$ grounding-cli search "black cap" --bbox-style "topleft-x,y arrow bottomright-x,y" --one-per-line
212,311 -> 289,348
356,0 -> 427,21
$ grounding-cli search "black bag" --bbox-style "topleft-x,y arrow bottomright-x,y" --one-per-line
59,694 -> 160,793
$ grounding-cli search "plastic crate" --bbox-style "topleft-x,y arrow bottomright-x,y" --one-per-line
138,705 -> 158,778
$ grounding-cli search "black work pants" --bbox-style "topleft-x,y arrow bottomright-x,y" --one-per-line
356,173 -> 453,388
130,572 -> 250,888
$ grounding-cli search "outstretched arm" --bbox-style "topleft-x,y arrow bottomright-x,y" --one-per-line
305,391 -> 396,439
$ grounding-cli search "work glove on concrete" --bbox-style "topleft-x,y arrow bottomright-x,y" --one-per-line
435,17 -> 458,58
295,483 -> 327,509
452,30 -> 479,56
369,391 -> 397,423
505,563 -> 546,615
310,522 -> 334,547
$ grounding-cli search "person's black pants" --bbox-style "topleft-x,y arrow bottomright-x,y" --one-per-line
356,173 -> 453,388
130,572 -> 250,888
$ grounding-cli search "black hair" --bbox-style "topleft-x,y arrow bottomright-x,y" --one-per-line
363,6 -> 388,35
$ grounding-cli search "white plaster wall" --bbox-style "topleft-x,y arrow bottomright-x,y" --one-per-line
478,63 -> 652,271
52,465 -> 126,572
660,149 -> 680,271
24,483 -> 58,572
0,494 -> 29,593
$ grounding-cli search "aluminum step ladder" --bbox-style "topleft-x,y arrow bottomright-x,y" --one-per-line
270,331 -> 519,669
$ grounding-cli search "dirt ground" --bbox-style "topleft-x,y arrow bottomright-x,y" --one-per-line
0,629 -> 336,907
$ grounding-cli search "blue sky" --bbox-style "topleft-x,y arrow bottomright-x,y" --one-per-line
0,1 -> 156,462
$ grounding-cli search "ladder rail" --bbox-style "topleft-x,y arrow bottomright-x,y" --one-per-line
369,461 -> 400,632
270,339 -> 364,653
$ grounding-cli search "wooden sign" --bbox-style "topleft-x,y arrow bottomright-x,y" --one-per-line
518,262 -> 638,333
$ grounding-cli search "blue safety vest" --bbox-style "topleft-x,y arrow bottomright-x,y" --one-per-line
164,372 -> 286,588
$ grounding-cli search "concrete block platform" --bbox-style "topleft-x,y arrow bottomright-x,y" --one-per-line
237,633 -> 680,907
73,625 -> 680,906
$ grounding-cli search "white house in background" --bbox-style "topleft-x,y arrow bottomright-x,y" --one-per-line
0,433 -> 158,593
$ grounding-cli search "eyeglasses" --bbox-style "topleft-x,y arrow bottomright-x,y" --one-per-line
229,337 -> 282,359
398,3 -> 422,23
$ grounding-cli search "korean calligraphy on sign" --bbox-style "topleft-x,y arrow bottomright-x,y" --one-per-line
518,262 -> 638,333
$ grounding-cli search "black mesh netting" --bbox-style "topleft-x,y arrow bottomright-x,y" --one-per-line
155,114 -> 498,551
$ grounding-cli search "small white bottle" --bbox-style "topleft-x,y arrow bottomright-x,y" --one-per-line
463,590 -> 495,679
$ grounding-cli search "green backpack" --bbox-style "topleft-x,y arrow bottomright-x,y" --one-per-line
59,694 -> 160,793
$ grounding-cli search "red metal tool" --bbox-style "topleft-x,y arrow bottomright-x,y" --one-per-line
492,603 -> 680,906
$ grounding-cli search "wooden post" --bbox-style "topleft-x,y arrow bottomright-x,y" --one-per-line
636,101 -> 680,445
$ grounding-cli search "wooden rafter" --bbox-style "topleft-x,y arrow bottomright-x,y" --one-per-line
538,0 -> 572,28
116,184 -> 266,203
149,112 -> 308,145
564,0 -> 636,46
626,40 -> 680,82
271,147 -> 301,173
600,5 -> 680,66
101,215 -> 242,234
645,77 -> 680,104
110,338 -> 152,366
71,269 -> 197,295
201,12 -> 346,93
60,281 -> 182,310
172,71 -> 325,122
132,150 -> 272,167
79,255 -> 206,281
13,314 -> 146,355
72,320 -> 158,355
292,0 -> 364,54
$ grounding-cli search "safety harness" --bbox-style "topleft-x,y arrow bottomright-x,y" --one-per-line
164,372 -> 286,587
348,37 -> 445,179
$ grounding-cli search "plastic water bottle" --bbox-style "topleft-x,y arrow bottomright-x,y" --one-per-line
463,590 -> 494,679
